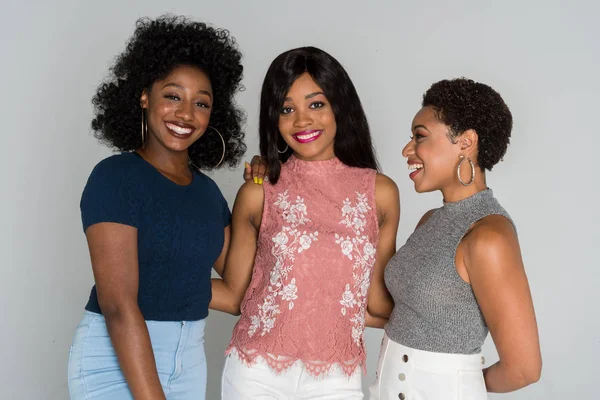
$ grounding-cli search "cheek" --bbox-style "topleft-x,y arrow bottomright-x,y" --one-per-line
197,109 -> 211,124
323,113 -> 337,135
278,118 -> 292,135
150,102 -> 173,119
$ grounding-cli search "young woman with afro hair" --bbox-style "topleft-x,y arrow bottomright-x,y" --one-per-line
68,15 -> 263,400
369,78 -> 542,399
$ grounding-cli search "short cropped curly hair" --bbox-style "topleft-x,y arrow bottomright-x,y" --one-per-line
91,14 -> 246,169
422,78 -> 512,171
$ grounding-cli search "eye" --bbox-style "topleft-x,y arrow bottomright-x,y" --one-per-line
165,94 -> 181,101
280,106 -> 293,115
309,101 -> 325,109
195,101 -> 211,109
410,133 -> 425,141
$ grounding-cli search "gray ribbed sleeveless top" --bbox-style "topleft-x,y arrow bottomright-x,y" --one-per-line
384,189 -> 513,354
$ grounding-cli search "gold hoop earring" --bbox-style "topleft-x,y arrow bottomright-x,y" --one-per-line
457,155 -> 475,186
188,125 -> 226,170
141,108 -> 147,147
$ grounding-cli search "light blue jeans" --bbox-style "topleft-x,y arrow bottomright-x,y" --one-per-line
68,311 -> 207,399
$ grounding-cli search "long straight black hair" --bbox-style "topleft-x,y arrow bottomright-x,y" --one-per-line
259,46 -> 379,184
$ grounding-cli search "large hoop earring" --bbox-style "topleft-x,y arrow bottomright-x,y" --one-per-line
277,141 -> 289,154
457,155 -> 475,186
141,108 -> 147,147
188,125 -> 226,170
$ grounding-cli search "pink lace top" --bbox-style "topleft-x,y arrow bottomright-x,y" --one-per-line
226,155 -> 379,377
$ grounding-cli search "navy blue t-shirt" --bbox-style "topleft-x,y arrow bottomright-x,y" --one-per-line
80,152 -> 231,321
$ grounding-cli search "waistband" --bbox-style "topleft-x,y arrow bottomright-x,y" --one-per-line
382,333 -> 485,372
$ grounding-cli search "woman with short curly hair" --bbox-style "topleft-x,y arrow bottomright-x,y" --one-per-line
369,78 -> 542,399
67,15 -> 248,399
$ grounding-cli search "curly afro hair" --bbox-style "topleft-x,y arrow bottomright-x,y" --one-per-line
91,14 -> 246,169
422,78 -> 512,171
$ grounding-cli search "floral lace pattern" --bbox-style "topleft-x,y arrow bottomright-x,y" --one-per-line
226,156 -> 379,378
336,192 -> 377,345
248,190 -> 319,337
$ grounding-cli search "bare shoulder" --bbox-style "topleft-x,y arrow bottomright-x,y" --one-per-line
375,173 -> 399,197
465,214 -> 520,270
237,180 -> 265,200
375,173 -> 400,225
233,181 -> 265,223
468,214 -> 517,246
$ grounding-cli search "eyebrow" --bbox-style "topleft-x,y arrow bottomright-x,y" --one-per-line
162,83 -> 212,98
284,91 -> 325,101
412,124 -> 430,132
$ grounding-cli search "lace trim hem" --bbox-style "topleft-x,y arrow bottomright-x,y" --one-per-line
225,346 -> 365,378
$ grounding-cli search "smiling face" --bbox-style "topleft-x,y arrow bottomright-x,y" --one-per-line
277,73 -> 337,161
402,106 -> 464,193
140,65 -> 213,154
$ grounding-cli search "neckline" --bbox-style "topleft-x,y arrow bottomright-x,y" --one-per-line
285,154 -> 345,175
130,151 -> 196,188
442,189 -> 493,211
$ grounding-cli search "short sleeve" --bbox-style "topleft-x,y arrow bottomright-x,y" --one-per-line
220,192 -> 232,227
80,157 -> 140,231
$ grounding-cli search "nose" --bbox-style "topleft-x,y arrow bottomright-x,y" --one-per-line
175,100 -> 194,121
402,139 -> 414,158
293,108 -> 313,128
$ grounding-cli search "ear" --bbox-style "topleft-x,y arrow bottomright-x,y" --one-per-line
459,129 -> 478,155
140,90 -> 149,109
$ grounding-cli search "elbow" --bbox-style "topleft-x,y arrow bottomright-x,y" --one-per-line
506,359 -> 542,390
522,361 -> 542,386
367,301 -> 392,320
98,297 -> 139,322
520,354 -> 542,387
367,307 -> 387,321
228,298 -> 242,316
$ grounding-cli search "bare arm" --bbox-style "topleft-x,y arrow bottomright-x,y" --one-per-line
86,223 -> 165,400
210,181 -> 264,315
366,173 -> 400,320
212,225 -> 231,278
463,215 -> 542,392
214,153 -> 265,278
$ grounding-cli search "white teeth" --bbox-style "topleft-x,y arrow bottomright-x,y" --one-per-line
296,131 -> 321,140
408,163 -> 424,170
166,122 -> 193,135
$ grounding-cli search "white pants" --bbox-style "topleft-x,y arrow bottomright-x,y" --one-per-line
221,349 -> 363,399
369,334 -> 489,400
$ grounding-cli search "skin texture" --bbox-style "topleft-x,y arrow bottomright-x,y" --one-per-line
89,66 -> 216,399
88,66 -> 263,399
399,104 -> 541,392
84,15 -> 266,398
210,74 -> 399,334
90,16 -> 247,171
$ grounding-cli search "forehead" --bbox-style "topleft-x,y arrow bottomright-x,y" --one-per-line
287,72 -> 323,96
156,65 -> 212,90
412,106 -> 437,125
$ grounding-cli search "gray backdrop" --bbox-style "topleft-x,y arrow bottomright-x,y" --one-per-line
1,0 -> 598,398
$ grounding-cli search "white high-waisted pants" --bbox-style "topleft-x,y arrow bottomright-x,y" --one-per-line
222,348 -> 363,399
369,334 -> 488,400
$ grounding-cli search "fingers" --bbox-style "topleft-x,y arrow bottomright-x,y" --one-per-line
241,156 -> 269,184
250,155 -> 267,185
243,162 -> 253,182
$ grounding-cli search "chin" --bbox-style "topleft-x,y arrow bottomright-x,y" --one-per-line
413,183 -> 434,194
164,139 -> 195,152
